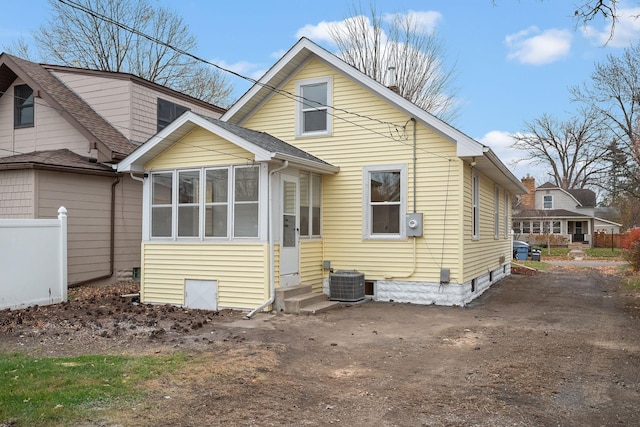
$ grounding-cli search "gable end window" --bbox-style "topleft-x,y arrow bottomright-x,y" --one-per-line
157,98 -> 189,132
14,84 -> 34,128
296,77 -> 332,137
543,195 -> 553,209
364,165 -> 406,239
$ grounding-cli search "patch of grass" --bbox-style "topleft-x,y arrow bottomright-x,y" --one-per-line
0,352 -> 187,426
584,248 -> 623,259
514,260 -> 553,270
623,273 -> 640,292
539,248 -> 570,257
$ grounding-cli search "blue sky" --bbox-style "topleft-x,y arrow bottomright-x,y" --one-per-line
2,0 -> 639,180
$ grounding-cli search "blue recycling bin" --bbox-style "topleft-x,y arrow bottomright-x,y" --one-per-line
516,246 -> 528,261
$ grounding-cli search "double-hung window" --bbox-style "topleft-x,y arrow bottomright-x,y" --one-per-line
494,186 -> 500,239
296,77 -> 332,136
14,84 -> 34,128
149,165 -> 260,240
299,172 -> 322,237
543,195 -> 553,209
472,170 -> 480,240
364,165 -> 406,239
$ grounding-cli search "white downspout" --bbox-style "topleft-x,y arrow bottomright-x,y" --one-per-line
245,160 -> 289,319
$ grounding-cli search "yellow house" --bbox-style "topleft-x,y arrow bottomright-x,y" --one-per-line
117,38 -> 527,314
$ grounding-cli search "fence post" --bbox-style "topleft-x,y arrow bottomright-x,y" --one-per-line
58,206 -> 68,302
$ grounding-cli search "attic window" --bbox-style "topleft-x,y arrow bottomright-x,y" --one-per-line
14,84 -> 34,128
296,77 -> 332,137
543,195 -> 553,209
157,98 -> 189,132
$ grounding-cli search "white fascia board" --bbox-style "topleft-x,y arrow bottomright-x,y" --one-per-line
272,152 -> 339,174
483,148 -> 529,194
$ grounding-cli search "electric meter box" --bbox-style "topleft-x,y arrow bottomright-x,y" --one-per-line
406,213 -> 423,237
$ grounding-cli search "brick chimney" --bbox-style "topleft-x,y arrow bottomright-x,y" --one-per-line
521,175 -> 535,209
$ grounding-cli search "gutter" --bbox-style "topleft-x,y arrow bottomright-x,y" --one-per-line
245,160 -> 289,319
69,176 -> 121,287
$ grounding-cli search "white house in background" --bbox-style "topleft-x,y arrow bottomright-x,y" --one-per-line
0,52 -> 225,285
512,177 -> 621,247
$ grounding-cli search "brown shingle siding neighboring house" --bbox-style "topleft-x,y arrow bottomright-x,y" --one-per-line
0,52 -> 225,285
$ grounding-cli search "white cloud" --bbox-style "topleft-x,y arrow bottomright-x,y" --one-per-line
583,7 -> 640,47
479,130 -> 546,180
296,20 -> 342,45
382,10 -> 442,34
505,26 -> 572,65
212,58 -> 266,82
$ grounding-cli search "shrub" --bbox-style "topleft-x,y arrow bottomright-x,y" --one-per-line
621,228 -> 640,271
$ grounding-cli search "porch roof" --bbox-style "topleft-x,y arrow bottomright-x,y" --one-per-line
513,209 -> 591,220
117,112 -> 339,175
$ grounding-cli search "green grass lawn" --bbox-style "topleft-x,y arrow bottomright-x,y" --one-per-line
0,352 -> 187,426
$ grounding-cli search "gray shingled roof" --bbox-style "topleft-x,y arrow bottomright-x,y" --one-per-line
513,208 -> 590,218
201,115 -> 334,167
0,149 -> 115,174
0,53 -> 136,160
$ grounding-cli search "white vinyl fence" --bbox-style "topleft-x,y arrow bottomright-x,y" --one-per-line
0,207 -> 68,310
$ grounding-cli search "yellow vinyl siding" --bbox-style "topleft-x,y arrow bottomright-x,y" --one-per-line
144,127 -> 254,170
300,239 -> 323,292
244,58 -> 463,284
141,242 -> 269,309
463,166 -> 512,281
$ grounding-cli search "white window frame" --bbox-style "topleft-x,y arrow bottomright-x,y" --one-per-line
472,170 -> 480,240
363,164 -> 407,240
145,165 -> 264,241
494,185 -> 500,239
295,77 -> 332,137
504,193 -> 510,239
543,195 -> 553,209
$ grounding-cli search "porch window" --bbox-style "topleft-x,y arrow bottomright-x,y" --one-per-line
300,172 -> 322,237
296,77 -> 332,136
532,221 -> 541,234
149,165 -> 260,240
151,173 -> 173,237
364,165 -> 406,239
512,221 -> 521,234
177,170 -> 200,237
522,221 -> 531,234
205,169 -> 228,237
543,195 -> 553,209
472,170 -> 479,240
552,221 -> 561,234
14,84 -> 34,128
234,166 -> 259,238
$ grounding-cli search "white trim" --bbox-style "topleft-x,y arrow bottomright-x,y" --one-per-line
362,164 -> 407,240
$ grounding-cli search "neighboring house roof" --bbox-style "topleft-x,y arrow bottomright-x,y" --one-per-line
222,37 -> 527,195
0,53 -> 135,162
41,63 -> 227,116
536,182 -> 596,207
117,112 -> 339,174
567,189 -> 596,207
0,149 -> 115,175
513,209 -> 592,219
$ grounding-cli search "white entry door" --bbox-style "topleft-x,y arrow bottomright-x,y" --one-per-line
280,175 -> 299,287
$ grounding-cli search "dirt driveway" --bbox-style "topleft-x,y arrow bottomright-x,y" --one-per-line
1,265 -> 639,426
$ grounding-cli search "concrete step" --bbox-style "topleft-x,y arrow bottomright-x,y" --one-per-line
299,300 -> 343,315
284,292 -> 329,314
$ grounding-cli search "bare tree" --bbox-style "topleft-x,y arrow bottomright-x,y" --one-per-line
29,0 -> 232,106
571,42 -> 640,198
329,3 -> 459,122
511,111 -> 610,189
